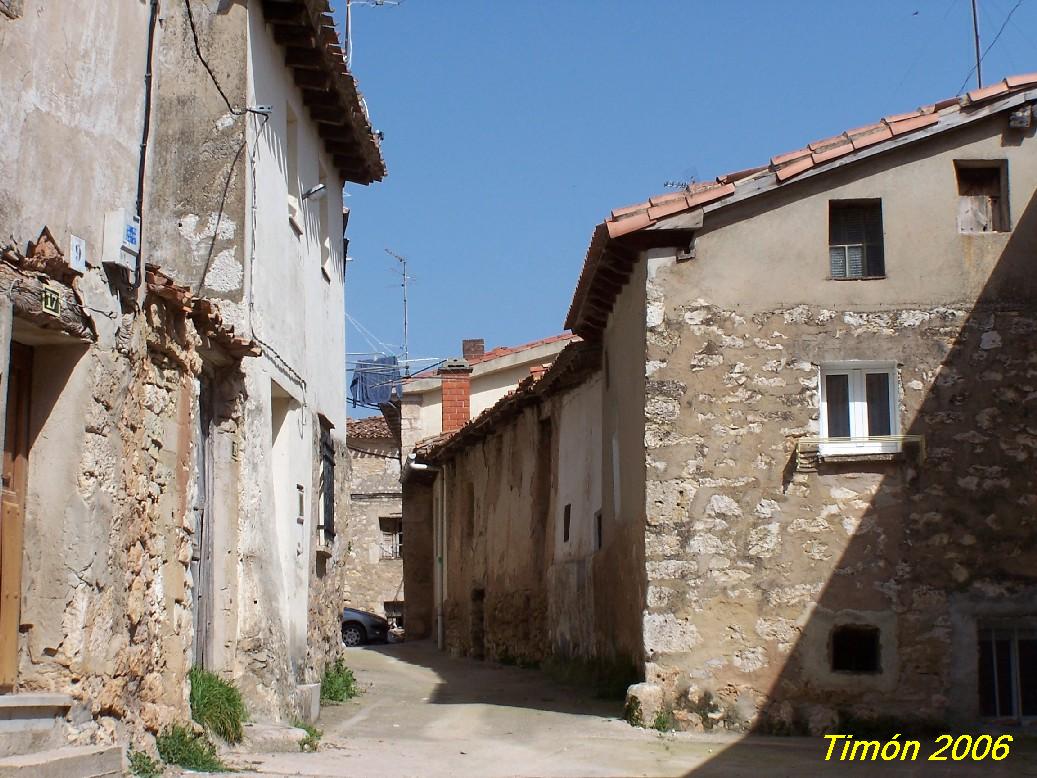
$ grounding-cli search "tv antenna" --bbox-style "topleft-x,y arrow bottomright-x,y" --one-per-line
970,0 -> 983,90
344,0 -> 405,69
385,248 -> 412,376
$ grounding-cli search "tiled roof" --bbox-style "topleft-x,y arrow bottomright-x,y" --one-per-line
413,341 -> 601,464
146,264 -> 260,359
566,74 -> 1037,338
347,415 -> 393,440
468,333 -> 578,365
406,333 -> 579,382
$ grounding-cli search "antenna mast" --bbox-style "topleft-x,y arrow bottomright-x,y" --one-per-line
385,248 -> 411,376
971,0 -> 983,89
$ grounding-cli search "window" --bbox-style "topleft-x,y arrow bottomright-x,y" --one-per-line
819,363 -> 898,455
563,504 -> 571,543
317,418 -> 335,547
594,510 -> 603,551
956,161 -> 1009,233
831,625 -> 881,674
380,516 -> 403,560
979,626 -> 1037,720
829,201 -> 884,279
384,601 -> 405,630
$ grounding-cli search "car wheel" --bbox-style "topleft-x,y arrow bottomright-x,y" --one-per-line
342,622 -> 366,647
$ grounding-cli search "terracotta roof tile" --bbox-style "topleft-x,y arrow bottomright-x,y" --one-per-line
347,416 -> 392,439
647,197 -> 692,221
775,155 -> 814,182
606,211 -> 653,239
770,147 -> 811,166
1006,73 -> 1037,89
966,80 -> 1013,104
849,123 -> 893,150
885,111 -> 939,136
811,140 -> 855,164
648,191 -> 692,207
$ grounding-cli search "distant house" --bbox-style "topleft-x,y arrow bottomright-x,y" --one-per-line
406,76 -> 1037,732
344,417 -> 404,631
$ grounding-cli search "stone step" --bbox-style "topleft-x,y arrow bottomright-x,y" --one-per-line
234,722 -> 309,753
0,744 -> 123,778
0,693 -> 73,757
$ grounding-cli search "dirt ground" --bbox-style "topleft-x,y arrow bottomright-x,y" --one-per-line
225,641 -> 1037,778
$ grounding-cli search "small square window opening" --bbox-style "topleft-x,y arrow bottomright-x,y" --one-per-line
956,161 -> 1009,233
831,624 -> 881,674
829,201 -> 884,279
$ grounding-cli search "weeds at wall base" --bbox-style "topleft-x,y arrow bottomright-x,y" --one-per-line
292,719 -> 322,751
155,724 -> 226,772
321,657 -> 359,703
127,749 -> 162,778
189,666 -> 248,744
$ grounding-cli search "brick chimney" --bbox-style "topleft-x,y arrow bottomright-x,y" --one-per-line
462,338 -> 485,360
438,358 -> 473,433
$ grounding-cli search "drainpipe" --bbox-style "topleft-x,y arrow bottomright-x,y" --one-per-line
132,0 -> 160,293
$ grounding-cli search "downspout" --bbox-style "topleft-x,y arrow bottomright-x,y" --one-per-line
132,0 -> 160,293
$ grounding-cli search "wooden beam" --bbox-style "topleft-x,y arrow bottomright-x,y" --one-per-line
310,105 -> 346,124
293,69 -> 330,90
273,26 -> 316,48
285,47 -> 325,69
262,0 -> 307,24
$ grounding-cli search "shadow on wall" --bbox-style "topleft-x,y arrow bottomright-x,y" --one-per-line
678,186 -> 1037,769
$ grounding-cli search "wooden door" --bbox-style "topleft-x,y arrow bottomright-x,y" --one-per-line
0,343 -> 32,691
191,377 -> 214,669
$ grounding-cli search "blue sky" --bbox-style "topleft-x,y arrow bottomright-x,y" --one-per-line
337,0 -> 1035,405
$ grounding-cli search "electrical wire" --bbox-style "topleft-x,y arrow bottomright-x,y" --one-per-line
957,0 -> 1026,94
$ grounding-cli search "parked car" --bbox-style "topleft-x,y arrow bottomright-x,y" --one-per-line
341,607 -> 389,647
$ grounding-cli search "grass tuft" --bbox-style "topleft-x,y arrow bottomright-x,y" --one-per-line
189,666 -> 248,743
128,749 -> 162,778
156,723 -> 225,772
291,718 -> 322,751
651,709 -> 677,732
320,657 -> 359,703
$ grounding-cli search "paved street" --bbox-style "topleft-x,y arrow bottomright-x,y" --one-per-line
225,641 -> 1037,778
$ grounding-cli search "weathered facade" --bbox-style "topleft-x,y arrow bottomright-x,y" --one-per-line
408,77 -> 1037,734
406,344 -> 634,672
344,417 -> 404,623
568,78 -> 1037,732
0,0 -> 383,761
397,335 -> 583,641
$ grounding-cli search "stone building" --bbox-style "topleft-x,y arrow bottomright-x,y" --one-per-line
344,416 -> 404,627
0,0 -> 383,764
408,76 -> 1037,732
392,334 -> 577,639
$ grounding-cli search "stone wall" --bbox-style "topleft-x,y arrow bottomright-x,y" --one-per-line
431,374 -> 638,673
343,435 -> 403,619
641,242 -> 1037,732
18,294 -> 217,748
